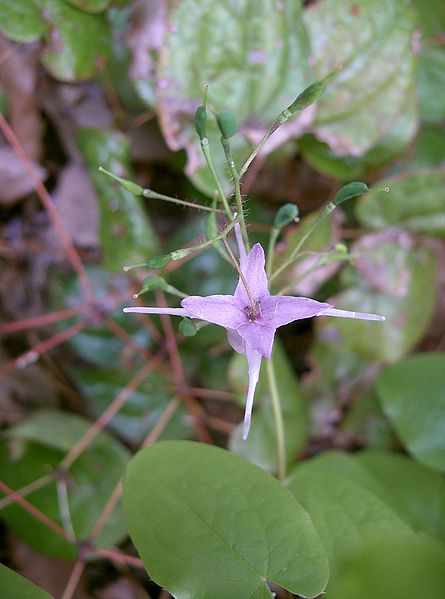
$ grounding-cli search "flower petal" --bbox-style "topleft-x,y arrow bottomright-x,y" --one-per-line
181,295 -> 244,329
262,295 -> 332,328
321,307 -> 385,321
123,306 -> 189,317
226,328 -> 245,354
235,243 -> 269,303
237,320 -> 275,359
243,346 -> 262,440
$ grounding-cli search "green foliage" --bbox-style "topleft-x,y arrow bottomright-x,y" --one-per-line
0,564 -> 54,599
76,128 -> 159,272
123,441 -> 329,599
0,410 -> 129,559
375,354 -> 445,471
0,0 -> 111,80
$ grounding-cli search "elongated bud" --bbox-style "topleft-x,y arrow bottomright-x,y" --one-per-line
98,166 -> 143,195
286,66 -> 342,114
194,105 -> 207,140
133,276 -> 168,298
333,181 -> 368,206
179,318 -> 198,337
274,203 -> 299,229
144,254 -> 173,269
216,111 -> 238,139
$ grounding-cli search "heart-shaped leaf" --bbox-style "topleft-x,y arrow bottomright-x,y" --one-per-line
123,441 -> 328,599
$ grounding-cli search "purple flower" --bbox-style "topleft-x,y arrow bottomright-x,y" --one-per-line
124,242 -> 384,439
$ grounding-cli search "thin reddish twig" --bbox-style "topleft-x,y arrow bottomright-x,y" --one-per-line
60,356 -> 163,470
61,558 -> 86,599
0,113 -> 94,304
89,479 -> 123,542
93,547 -> 144,569
0,41 -> 18,67
102,314 -> 152,360
141,396 -> 180,447
0,306 -> 84,335
0,473 -> 53,510
0,479 -> 68,539
0,320 -> 87,377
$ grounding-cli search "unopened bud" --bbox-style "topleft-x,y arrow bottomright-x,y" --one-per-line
144,254 -> 173,269
98,166 -> 143,196
333,181 -> 368,206
194,105 -> 207,140
133,276 -> 168,298
274,203 -> 299,229
179,318 -> 198,337
216,111 -> 238,139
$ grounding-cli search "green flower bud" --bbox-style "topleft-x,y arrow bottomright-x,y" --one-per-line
216,111 -> 238,139
333,181 -> 368,206
133,276 -> 168,298
98,166 -> 143,196
194,105 -> 207,140
144,254 -> 173,269
273,203 -> 299,229
286,81 -> 325,114
179,318 -> 198,337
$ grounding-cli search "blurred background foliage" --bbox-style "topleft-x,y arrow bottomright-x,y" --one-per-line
0,0 -> 444,597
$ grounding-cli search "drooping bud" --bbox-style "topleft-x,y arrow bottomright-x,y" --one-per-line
133,276 -> 168,298
179,318 -> 199,337
273,203 -> 299,229
333,181 -> 368,206
144,254 -> 173,269
98,166 -> 143,196
216,111 -> 238,139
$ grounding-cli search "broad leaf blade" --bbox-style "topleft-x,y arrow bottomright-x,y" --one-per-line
0,564 -> 54,599
123,441 -> 328,599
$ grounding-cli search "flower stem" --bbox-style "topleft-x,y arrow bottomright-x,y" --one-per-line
266,226 -> 280,278
221,137 -> 250,252
269,201 -> 337,282
266,356 -> 286,483
239,113 -> 289,179
200,138 -> 233,218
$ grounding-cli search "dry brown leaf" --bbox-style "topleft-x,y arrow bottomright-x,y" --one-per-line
0,146 -> 46,205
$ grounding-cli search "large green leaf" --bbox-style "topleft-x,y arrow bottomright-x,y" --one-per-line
157,0 -> 310,192
304,0 -> 417,156
320,230 -> 437,362
76,128 -> 159,272
123,441 -> 328,599
375,353 -> 445,471
228,341 -> 307,472
0,564 -> 53,599
356,170 -> 445,236
0,0 -> 111,80
327,534 -> 445,599
0,410 -> 129,559
287,457 -> 411,567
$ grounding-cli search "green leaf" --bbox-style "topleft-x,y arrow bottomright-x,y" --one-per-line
375,353 -> 445,472
228,341 -> 307,472
76,128 -> 159,272
407,125 -> 445,170
72,367 -> 193,444
156,0 -> 310,193
0,0 -> 111,80
327,534 -> 445,599
356,170 -> 445,237
0,410 -> 130,559
321,230 -> 437,361
305,0 -> 417,156
287,456 -> 412,567
64,0 -> 112,13
0,564 -> 54,599
123,441 -> 328,599
357,450 -> 445,541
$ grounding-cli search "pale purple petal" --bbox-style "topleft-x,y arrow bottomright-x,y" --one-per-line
262,296 -> 332,328
123,307 -> 189,316
237,321 -> 275,359
234,243 -> 269,303
243,346 -> 262,440
181,295 -> 244,329
226,328 -> 245,354
321,307 -> 385,321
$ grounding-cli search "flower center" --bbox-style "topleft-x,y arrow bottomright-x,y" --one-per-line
244,300 -> 260,322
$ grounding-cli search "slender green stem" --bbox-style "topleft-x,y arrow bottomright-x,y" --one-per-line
266,356 -> 286,483
270,202 -> 336,282
239,110 -> 291,179
266,227 -> 279,278
142,188 -> 223,213
200,138 -> 233,217
221,138 -> 250,252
